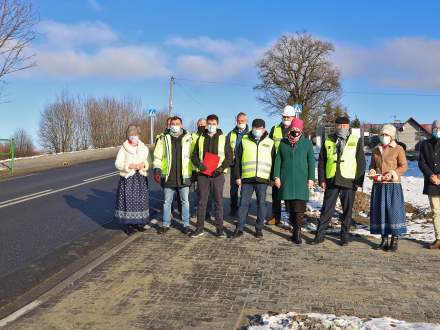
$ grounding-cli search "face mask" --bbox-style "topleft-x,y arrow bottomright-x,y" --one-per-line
252,128 -> 263,138
128,135 -> 139,144
433,131 -> 440,139
290,130 -> 301,138
237,123 -> 246,130
197,126 -> 205,134
283,120 -> 292,127
335,128 -> 349,139
170,125 -> 181,133
380,135 -> 391,145
207,125 -> 217,133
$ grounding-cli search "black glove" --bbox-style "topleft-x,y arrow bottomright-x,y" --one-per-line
212,169 -> 223,177
199,162 -> 207,171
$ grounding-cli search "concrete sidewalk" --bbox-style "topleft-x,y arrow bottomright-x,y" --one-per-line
5,176 -> 440,329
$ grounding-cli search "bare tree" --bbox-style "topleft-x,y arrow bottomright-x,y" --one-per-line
255,32 -> 342,135
39,92 -> 77,153
0,0 -> 36,88
12,127 -> 35,156
321,101 -> 347,125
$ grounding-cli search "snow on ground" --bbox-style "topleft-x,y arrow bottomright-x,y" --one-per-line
248,312 -> 440,330
300,175 -> 436,243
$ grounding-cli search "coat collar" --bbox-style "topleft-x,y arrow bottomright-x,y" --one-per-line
123,140 -> 145,154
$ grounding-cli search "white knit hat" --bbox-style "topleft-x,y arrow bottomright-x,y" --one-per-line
381,124 -> 396,138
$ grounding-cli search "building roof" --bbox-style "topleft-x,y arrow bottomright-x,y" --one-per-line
399,117 -> 431,135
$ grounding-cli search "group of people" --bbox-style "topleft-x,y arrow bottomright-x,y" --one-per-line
113,105 -> 440,252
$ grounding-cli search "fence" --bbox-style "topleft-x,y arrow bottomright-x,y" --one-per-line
0,138 -> 15,174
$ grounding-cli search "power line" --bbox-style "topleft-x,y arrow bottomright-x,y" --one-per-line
175,76 -> 440,97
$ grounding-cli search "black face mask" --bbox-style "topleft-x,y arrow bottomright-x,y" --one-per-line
289,130 -> 301,138
198,126 -> 205,134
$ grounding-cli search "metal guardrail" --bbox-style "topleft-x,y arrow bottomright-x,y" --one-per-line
0,138 -> 15,174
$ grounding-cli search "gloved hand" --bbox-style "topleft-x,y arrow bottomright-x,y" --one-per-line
212,169 -> 223,177
199,162 -> 207,171
153,169 -> 161,183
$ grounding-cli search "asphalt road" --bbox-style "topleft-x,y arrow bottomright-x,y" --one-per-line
0,158 -> 162,318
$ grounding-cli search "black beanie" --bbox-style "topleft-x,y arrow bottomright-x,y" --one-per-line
335,116 -> 349,124
252,119 -> 265,128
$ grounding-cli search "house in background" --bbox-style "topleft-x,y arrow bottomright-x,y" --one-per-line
395,117 -> 431,151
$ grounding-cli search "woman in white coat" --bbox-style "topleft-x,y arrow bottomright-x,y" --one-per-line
115,125 -> 150,235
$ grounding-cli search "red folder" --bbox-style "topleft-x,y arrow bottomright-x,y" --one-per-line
200,152 -> 220,176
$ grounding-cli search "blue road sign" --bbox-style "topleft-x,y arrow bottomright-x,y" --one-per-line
148,109 -> 157,117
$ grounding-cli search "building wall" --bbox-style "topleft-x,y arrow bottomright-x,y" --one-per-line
397,121 -> 429,151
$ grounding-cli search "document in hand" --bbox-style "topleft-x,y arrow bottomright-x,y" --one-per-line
200,152 -> 220,176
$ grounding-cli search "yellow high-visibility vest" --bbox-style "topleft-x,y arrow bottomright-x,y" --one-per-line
324,135 -> 359,180
197,134 -> 228,173
153,132 -> 193,181
241,135 -> 274,180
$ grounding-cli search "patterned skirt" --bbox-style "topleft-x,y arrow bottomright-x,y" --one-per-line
114,172 -> 149,225
370,182 -> 406,236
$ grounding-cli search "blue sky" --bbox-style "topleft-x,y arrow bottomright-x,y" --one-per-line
2,0 -> 440,144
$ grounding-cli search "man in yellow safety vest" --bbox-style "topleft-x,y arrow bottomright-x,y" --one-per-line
233,119 -> 275,238
311,116 -> 366,246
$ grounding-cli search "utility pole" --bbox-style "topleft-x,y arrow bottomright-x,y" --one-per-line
168,76 -> 175,116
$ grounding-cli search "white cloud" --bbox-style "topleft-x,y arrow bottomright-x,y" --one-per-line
334,37 -> 440,89
30,46 -> 169,79
88,0 -> 102,11
38,20 -> 117,48
170,36 -> 265,80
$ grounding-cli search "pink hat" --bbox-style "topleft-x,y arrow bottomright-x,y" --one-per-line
290,118 -> 304,131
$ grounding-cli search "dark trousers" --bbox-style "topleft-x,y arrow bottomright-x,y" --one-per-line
272,186 -> 281,219
196,174 -> 225,229
316,187 -> 355,238
285,200 -> 306,230
237,183 -> 267,231
230,167 -> 239,212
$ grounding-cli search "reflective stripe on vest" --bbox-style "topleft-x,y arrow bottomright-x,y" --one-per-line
153,133 -> 193,181
272,124 -> 283,151
241,135 -> 274,180
324,135 -> 359,180
198,134 -> 228,173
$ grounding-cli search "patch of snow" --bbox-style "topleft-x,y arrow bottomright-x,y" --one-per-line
305,177 -> 435,243
248,312 -> 440,330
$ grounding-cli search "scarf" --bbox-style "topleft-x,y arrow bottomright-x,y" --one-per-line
288,133 -> 301,146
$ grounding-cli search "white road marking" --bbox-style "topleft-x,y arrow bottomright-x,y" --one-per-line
0,189 -> 53,206
0,173 -> 119,209
82,171 -> 118,182
0,300 -> 42,328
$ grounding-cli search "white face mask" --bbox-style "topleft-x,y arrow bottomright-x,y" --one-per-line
128,135 -> 139,144
207,125 -> 217,133
380,135 -> 391,146
170,125 -> 181,133
252,128 -> 264,138
237,123 -> 246,130
283,120 -> 292,127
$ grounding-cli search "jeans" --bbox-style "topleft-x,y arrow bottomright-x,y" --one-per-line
230,167 -> 239,212
163,186 -> 190,227
237,183 -> 268,231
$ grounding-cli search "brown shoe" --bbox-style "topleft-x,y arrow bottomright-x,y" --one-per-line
266,217 -> 278,225
429,240 -> 440,249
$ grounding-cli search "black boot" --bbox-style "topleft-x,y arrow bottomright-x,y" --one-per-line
374,235 -> 388,250
388,236 -> 398,252
340,233 -> 349,246
292,227 -> 302,244
124,224 -> 135,235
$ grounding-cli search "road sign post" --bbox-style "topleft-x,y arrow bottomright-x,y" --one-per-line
148,109 -> 157,145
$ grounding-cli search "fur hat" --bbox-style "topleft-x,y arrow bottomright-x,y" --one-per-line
381,124 -> 397,138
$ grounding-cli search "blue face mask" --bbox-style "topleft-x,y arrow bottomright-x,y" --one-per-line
207,125 -> 217,133
433,131 -> 440,139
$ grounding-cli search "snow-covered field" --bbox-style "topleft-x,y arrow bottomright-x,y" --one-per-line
248,312 -> 440,330
285,175 -> 436,243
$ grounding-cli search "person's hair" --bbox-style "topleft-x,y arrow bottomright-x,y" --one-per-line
166,117 -> 172,124
126,125 -> 141,138
236,112 -> 247,119
197,118 -> 206,126
170,116 -> 182,123
207,114 -> 219,123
